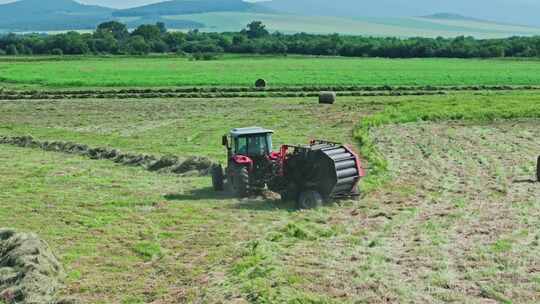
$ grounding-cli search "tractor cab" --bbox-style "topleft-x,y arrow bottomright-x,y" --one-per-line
223,127 -> 274,157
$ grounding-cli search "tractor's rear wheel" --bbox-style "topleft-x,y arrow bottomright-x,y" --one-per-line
281,184 -> 299,202
297,190 -> 323,209
232,165 -> 250,197
211,165 -> 224,191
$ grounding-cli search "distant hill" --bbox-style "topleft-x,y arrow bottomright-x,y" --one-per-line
1,0 -> 540,38
421,13 -> 484,22
113,0 -> 270,17
0,0 -> 113,31
261,0 -> 540,27
0,0 -> 268,32
170,11 -> 540,38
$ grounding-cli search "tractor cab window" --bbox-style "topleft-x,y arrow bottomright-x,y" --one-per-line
235,134 -> 270,156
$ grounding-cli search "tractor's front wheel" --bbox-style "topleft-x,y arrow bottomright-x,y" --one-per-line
297,190 -> 323,209
232,165 -> 250,197
211,164 -> 224,191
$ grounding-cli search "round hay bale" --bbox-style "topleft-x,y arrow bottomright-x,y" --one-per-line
319,91 -> 336,104
255,79 -> 267,88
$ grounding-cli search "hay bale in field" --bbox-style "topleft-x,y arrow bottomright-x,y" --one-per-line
0,228 -> 65,304
319,91 -> 336,104
255,79 -> 267,88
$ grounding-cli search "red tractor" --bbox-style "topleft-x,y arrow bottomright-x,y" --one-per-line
211,127 -> 365,208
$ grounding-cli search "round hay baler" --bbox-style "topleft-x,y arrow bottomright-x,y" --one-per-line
212,127 -> 364,209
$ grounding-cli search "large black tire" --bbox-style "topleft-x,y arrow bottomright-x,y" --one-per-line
537,155 -> 540,182
297,190 -> 324,209
281,184 -> 299,202
211,165 -> 224,191
232,165 -> 250,197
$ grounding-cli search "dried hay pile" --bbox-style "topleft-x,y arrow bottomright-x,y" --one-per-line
0,229 -> 66,304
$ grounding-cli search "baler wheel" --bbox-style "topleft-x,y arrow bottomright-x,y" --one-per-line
297,190 -> 323,209
211,165 -> 224,191
233,165 -> 250,197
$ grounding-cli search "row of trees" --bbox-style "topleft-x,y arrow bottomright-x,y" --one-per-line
1,21 -> 540,58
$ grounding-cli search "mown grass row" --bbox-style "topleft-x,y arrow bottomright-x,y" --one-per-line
2,84 -> 540,96
0,135 -> 216,174
354,94 -> 540,191
0,91 -> 446,100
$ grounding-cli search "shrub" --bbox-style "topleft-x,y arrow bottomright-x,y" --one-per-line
6,45 -> 18,56
191,52 -> 219,61
51,48 -> 63,56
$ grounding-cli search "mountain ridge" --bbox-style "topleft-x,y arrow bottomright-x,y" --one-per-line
420,13 -> 485,22
113,0 -> 270,17
0,0 -> 113,31
0,0 -> 539,38
261,0 -> 540,27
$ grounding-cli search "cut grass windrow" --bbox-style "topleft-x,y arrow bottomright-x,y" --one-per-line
0,135 -> 216,176
2,84 -> 540,98
0,90 -> 447,101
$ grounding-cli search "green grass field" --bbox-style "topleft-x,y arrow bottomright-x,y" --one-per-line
1,91 -> 540,303
1,56 -> 540,89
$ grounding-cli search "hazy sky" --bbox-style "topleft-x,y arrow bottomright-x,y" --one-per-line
0,0 -> 164,8
0,0 -> 263,9
78,0 -> 164,8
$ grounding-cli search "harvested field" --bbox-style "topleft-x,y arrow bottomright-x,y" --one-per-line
215,120 -> 539,303
1,92 -> 539,303
0,95 -> 378,159
360,121 -> 540,303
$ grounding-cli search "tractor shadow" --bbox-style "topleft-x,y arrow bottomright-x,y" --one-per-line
164,187 -> 297,211
232,198 -> 297,211
164,187 -> 229,201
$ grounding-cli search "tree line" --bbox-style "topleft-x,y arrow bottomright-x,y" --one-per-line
0,21 -> 539,58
